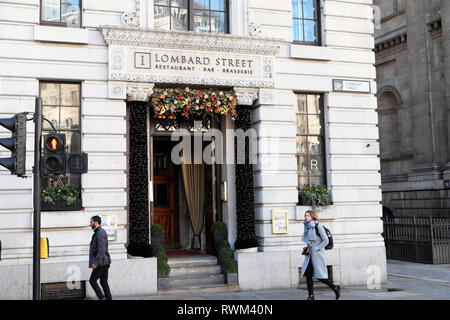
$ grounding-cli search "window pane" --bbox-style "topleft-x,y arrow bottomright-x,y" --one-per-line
211,0 -> 225,11
298,175 -> 309,188
171,0 -> 188,7
60,107 -> 80,130
292,0 -> 302,18
295,94 -> 307,113
41,83 -> 60,105
42,106 -> 59,130
194,0 -> 209,9
308,114 -> 321,135
61,83 -> 80,106
310,175 -> 325,186
296,115 -> 308,135
65,131 -> 81,153
42,0 -> 61,23
308,136 -> 322,156
296,136 -> 308,154
194,10 -> 210,32
303,0 -> 317,19
292,18 -> 303,41
211,11 -> 226,33
309,156 -> 323,175
155,184 -> 169,206
297,155 -> 308,173
154,6 -> 171,29
155,0 -> 169,5
171,7 -> 188,30
307,94 -> 321,114
61,0 -> 80,27
304,20 -> 318,42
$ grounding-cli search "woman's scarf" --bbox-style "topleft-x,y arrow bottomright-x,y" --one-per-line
304,220 -> 318,229
304,219 -> 318,242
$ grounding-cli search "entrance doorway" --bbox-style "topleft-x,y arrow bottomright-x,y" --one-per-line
153,138 -> 179,249
150,134 -> 221,253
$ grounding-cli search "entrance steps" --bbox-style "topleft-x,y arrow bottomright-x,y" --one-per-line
158,255 -> 239,295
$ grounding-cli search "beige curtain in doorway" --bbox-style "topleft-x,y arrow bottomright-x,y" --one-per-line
181,161 -> 204,250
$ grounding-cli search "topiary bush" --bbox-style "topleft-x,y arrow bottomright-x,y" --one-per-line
151,243 -> 170,277
222,257 -> 238,273
151,243 -> 168,263
217,240 -> 231,252
157,259 -> 171,278
151,224 -> 165,237
217,245 -> 234,264
211,221 -> 227,233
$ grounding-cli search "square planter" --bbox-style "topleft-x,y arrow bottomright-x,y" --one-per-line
41,199 -> 82,211
224,272 -> 238,285
158,277 -> 169,290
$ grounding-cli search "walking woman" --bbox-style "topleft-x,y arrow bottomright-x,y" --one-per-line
301,210 -> 340,300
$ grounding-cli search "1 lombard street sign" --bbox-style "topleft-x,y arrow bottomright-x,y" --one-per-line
101,26 -> 281,92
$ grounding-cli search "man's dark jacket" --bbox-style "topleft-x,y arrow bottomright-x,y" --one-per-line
89,226 -> 111,268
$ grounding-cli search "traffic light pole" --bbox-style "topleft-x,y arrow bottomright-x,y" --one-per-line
33,98 -> 42,300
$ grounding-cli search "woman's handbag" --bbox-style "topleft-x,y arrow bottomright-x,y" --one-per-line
301,245 -> 312,256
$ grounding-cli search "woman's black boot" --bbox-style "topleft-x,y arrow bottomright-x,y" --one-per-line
333,285 -> 341,300
306,295 -> 315,300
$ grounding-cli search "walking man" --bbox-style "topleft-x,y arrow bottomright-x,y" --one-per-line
89,215 -> 112,300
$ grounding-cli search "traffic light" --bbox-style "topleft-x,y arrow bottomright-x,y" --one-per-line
66,152 -> 88,174
0,113 -> 27,176
42,133 -> 66,175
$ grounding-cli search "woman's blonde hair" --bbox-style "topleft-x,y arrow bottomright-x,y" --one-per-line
305,210 -> 320,221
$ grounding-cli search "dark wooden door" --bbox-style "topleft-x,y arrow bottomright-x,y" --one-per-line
153,141 -> 178,249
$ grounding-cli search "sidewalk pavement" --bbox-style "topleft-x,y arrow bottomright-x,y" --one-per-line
115,260 -> 450,300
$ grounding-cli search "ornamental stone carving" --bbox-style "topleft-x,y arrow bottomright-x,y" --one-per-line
235,88 -> 259,106
108,81 -> 126,100
248,22 -> 262,37
127,83 -> 154,102
100,26 -> 281,56
121,0 -> 141,27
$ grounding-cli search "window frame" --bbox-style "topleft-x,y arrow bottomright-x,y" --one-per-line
39,80 -> 83,210
154,0 -> 230,34
295,92 -> 327,190
292,0 -> 322,46
40,0 -> 83,28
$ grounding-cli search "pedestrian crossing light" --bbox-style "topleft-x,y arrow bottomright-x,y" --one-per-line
0,113 -> 27,176
42,133 -> 66,175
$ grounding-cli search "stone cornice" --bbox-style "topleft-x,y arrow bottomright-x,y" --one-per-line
374,33 -> 407,53
100,26 -> 282,56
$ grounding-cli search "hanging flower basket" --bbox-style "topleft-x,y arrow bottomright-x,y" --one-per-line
41,184 -> 82,211
151,87 -> 238,120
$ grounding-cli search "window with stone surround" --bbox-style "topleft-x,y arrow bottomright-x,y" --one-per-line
295,93 -> 326,188
154,0 -> 228,33
40,82 -> 82,208
40,0 -> 81,27
292,0 -> 321,44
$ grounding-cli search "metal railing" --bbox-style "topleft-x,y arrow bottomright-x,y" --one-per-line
382,217 -> 450,264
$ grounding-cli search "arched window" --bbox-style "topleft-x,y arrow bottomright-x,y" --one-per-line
378,90 -> 400,159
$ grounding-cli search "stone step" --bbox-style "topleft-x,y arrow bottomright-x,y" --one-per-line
169,273 -> 225,287
168,256 -> 218,268
170,265 -> 222,277
158,283 -> 239,295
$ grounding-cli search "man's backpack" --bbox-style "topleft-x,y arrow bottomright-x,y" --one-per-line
315,223 -> 333,250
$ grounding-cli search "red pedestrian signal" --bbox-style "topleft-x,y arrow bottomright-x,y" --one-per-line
42,134 -> 66,175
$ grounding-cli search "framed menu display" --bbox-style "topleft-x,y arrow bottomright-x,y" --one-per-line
272,210 -> 289,234
100,215 -> 117,241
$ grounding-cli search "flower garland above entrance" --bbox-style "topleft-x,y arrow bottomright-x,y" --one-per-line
151,87 -> 238,120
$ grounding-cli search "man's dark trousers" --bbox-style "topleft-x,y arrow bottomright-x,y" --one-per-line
89,265 -> 112,300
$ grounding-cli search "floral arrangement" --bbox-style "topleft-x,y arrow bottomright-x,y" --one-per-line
299,184 -> 330,208
41,184 -> 80,206
151,87 -> 238,120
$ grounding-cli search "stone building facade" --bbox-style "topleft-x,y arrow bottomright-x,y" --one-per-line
0,0 -> 386,299
374,0 -> 450,218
